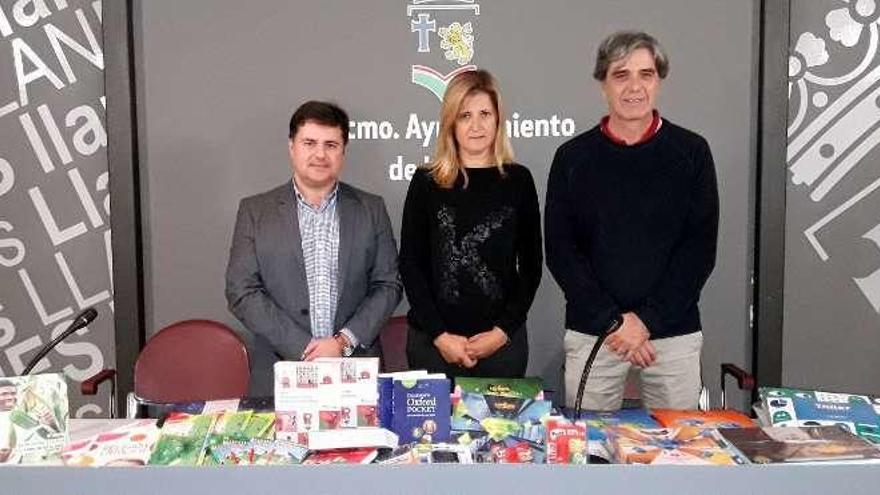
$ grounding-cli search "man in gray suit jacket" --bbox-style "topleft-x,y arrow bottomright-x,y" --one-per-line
226,101 -> 402,395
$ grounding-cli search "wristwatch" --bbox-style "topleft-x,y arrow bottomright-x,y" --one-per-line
333,332 -> 355,357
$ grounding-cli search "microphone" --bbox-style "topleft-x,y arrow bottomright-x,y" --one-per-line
22,307 -> 98,375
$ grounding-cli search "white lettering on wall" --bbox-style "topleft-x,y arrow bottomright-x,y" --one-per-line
38,103 -> 73,165
13,0 -> 54,30
0,157 -> 14,197
50,319 -> 103,380
44,9 -> 103,84
29,184 -> 88,246
68,168 -> 103,228
5,334 -> 45,375
55,251 -> 110,308
66,102 -> 106,156
0,221 -> 26,268
19,267 -> 74,326
19,111 -> 54,172
12,37 -> 65,106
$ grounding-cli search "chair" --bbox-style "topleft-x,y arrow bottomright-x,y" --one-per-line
379,315 -> 409,373
82,319 -> 250,418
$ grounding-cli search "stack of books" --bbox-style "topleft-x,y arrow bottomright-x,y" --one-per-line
274,358 -> 380,444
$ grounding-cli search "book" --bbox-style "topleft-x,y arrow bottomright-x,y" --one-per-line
201,410 -> 262,466
317,357 -> 380,428
452,393 -> 550,439
607,425 -> 745,465
148,432 -> 208,466
378,370 -> 429,429
759,387 -> 880,444
451,391 -> 551,464
391,376 -> 451,444
720,426 -> 880,464
302,447 -> 378,465
214,410 -> 253,438
0,373 -> 69,465
275,359 -> 381,444
211,438 -> 308,466
570,408 -> 660,441
274,361 -> 321,443
306,427 -> 398,451
570,408 -> 659,461
200,399 -> 241,414
240,412 -> 275,439
652,409 -> 755,429
62,419 -> 159,467
148,413 -> 217,466
453,377 -> 544,401
159,412 -> 217,439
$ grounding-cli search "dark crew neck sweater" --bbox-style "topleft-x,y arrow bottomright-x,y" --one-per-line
545,121 -> 719,339
400,164 -> 543,338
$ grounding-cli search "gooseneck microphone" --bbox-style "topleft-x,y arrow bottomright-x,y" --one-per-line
22,307 -> 98,375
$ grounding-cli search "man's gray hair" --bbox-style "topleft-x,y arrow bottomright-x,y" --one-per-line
593,31 -> 669,81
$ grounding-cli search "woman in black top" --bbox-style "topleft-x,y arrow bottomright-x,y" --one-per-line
399,69 -> 542,377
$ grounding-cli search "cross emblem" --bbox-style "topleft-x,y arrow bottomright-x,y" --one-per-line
411,13 -> 436,53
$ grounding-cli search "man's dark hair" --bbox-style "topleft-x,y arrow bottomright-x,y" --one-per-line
288,100 -> 350,145
593,31 -> 669,81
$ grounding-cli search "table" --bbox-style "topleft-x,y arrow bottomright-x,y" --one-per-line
3,420 -> 879,495
5,462 -> 880,495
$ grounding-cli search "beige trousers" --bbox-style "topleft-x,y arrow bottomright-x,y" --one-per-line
564,330 -> 703,411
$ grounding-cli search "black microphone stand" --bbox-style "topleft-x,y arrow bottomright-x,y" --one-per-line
22,307 -> 98,375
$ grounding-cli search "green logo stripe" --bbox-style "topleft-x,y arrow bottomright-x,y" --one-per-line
411,70 -> 448,101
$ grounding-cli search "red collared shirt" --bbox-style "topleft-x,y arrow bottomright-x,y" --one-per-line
600,110 -> 662,146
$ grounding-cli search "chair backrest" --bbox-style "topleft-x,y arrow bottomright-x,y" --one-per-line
379,315 -> 409,373
134,319 -> 250,403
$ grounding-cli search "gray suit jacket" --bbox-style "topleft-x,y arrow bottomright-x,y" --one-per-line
225,180 -> 402,363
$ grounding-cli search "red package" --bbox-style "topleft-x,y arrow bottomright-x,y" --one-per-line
546,418 -> 588,464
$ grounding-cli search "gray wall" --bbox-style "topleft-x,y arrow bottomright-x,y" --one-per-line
136,0 -> 756,404
0,0 -> 112,416
784,1 -> 880,395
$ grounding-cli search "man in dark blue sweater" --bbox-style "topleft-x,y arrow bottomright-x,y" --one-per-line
546,31 -> 719,411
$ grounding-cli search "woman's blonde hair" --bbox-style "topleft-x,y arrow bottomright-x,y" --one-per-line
428,69 -> 514,189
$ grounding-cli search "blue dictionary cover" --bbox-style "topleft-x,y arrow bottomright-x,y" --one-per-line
378,376 -> 394,429
378,371 -> 430,429
391,378 -> 451,444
